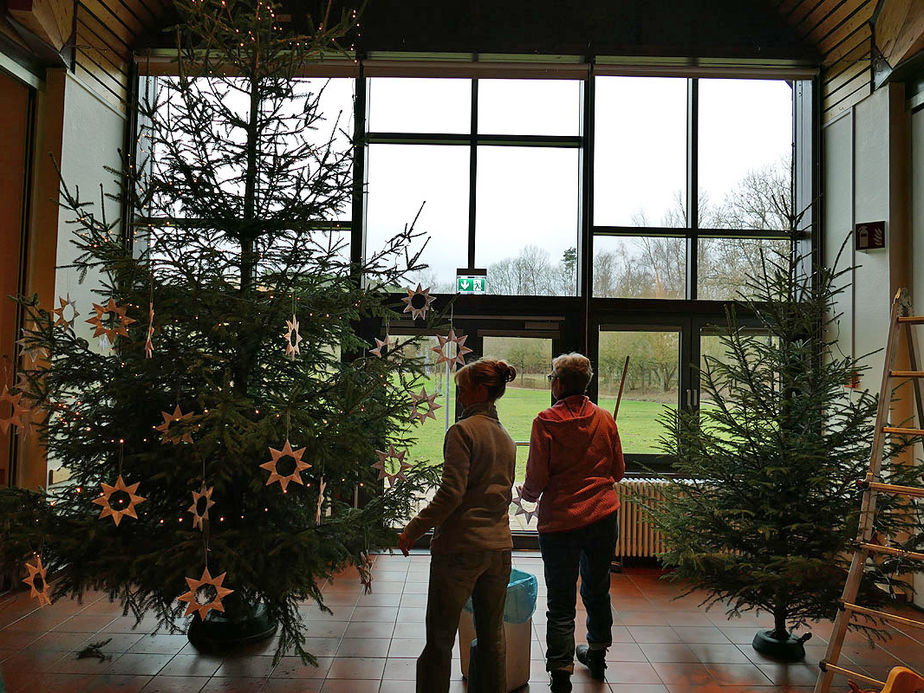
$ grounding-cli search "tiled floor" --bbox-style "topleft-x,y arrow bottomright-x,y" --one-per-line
0,552 -> 920,692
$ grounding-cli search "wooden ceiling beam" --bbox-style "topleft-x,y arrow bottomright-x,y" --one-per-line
874,0 -> 924,68
7,0 -> 73,52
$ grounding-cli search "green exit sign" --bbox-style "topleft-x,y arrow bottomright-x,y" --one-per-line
457,274 -> 486,294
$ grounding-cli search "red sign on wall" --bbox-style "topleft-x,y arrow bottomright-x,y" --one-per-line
855,221 -> 886,251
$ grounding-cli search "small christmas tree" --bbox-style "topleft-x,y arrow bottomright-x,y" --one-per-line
650,239 -> 924,659
7,0 -> 441,663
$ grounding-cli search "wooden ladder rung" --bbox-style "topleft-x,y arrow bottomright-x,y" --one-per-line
897,316 -> 924,324
819,660 -> 885,687
882,426 -> 924,436
867,481 -> 924,499
843,602 -> 924,631
859,542 -> 924,562
889,370 -> 924,378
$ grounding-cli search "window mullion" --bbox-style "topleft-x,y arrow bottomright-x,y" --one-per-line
686,77 -> 699,301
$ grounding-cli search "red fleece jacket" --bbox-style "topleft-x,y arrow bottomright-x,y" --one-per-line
521,395 -> 625,534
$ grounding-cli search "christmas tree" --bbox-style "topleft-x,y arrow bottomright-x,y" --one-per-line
649,239 -> 924,658
7,0 -> 442,663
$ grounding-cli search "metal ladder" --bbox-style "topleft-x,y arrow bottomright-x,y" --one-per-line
814,289 -> 924,692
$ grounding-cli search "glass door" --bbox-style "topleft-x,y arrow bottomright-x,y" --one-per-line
597,326 -> 682,470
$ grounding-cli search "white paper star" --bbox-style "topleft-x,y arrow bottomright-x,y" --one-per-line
373,445 -> 413,486
511,491 -> 538,523
431,329 -> 472,370
401,284 -> 436,320
282,315 -> 303,360
53,294 -> 80,329
410,387 -> 442,424
370,336 -> 394,358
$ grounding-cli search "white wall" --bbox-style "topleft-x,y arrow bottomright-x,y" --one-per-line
54,73 -> 125,346
911,100 -> 924,608
48,72 -> 126,473
824,86 -> 923,609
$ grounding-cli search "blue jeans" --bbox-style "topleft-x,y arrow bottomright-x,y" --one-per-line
538,511 -> 619,672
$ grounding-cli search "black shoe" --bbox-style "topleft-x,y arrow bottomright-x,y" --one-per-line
549,669 -> 572,693
576,644 -> 606,680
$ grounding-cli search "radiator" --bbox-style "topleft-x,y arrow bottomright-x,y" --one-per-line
615,478 -> 669,558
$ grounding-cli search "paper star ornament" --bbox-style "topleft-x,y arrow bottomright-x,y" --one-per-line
358,550 -> 374,594
92,475 -> 146,526
401,284 -> 436,320
410,387 -> 442,424
431,329 -> 472,370
16,329 -> 49,366
370,336 -> 394,358
315,476 -> 327,525
0,386 -> 28,435
144,302 -> 154,359
85,298 -> 135,343
23,555 -> 51,607
53,294 -> 80,329
177,567 -> 234,621
155,405 -> 196,444
511,491 -> 538,524
261,440 -> 311,492
188,483 -> 215,531
373,445 -> 413,486
282,315 -> 302,360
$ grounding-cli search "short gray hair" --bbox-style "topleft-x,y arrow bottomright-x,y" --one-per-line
552,352 -> 593,395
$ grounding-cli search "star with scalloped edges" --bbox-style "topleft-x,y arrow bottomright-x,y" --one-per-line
261,439 -> 311,492
16,329 -> 49,366
188,483 -> 215,531
23,555 -> 51,607
177,567 -> 234,621
282,315 -> 303,360
53,294 -> 80,329
511,490 -> 538,524
431,329 -> 473,370
409,387 -> 442,424
370,336 -> 394,358
85,298 -> 135,342
155,405 -> 196,444
0,386 -> 27,435
401,284 -> 436,321
373,445 -> 413,485
92,475 -> 146,526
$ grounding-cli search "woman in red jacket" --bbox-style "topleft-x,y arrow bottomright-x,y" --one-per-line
520,353 -> 625,693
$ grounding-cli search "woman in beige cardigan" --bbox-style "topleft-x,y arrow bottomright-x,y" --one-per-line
398,358 -> 518,693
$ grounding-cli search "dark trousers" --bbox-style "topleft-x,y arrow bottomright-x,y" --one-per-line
538,511 -> 619,672
417,549 -> 511,693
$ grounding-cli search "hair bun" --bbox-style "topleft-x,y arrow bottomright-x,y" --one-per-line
503,363 -> 517,382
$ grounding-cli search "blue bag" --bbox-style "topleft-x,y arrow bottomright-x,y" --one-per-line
462,568 -> 538,624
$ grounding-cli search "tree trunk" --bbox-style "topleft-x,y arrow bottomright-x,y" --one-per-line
772,608 -> 788,641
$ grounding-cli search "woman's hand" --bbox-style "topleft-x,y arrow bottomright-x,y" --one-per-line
398,531 -> 413,557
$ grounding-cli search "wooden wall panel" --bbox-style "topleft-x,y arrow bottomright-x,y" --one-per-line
772,0 -> 874,122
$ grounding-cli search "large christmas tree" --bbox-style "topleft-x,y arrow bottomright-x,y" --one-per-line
650,239 -> 924,657
7,0 -> 441,663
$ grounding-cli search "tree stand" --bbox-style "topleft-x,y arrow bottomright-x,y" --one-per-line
187,601 -> 277,654
751,629 -> 812,661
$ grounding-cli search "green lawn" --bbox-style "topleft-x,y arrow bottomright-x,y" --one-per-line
403,381 -> 669,481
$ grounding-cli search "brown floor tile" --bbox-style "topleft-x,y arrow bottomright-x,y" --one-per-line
268,656 -> 332,679
139,675 -> 211,692
336,637 -> 391,657
9,672 -> 95,693
603,642 -> 647,662
325,655 -> 386,679
200,676 -> 267,692
640,642 -> 701,663
108,652 -> 174,676
343,621 -> 394,639
262,678 -> 323,692
319,679 -> 381,692
703,662 -> 773,686
386,637 -> 425,658
81,673 -> 153,692
601,660 -> 664,684
686,642 -> 753,664
158,654 -> 223,678
382,656 -> 417,680
651,661 -> 714,685
128,634 -> 190,655
619,610 -> 671,626
213,655 -> 276,678
350,606 -> 399,622
629,626 -> 683,644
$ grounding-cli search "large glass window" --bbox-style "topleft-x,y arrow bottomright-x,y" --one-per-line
594,76 -> 687,227
367,78 -> 471,134
698,79 -> 793,230
476,147 -> 579,296
478,79 -> 581,136
598,329 -> 680,455
592,235 -> 685,299
365,144 -> 469,291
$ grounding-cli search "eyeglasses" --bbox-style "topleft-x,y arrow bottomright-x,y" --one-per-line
546,372 -> 559,382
